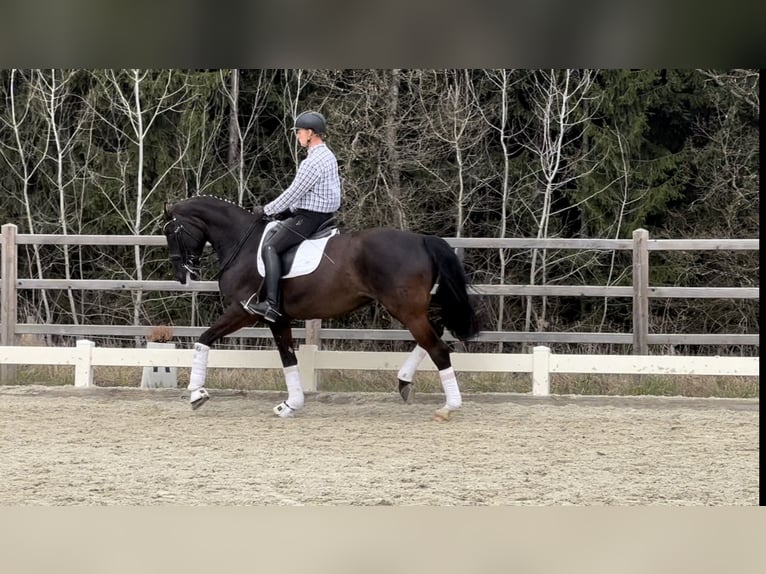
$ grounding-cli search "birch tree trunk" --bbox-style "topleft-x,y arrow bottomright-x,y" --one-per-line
385,69 -> 405,229
220,69 -> 274,205
524,69 -> 597,336
98,69 -> 193,342
227,68 -> 239,177
35,69 -> 81,324
0,70 -> 52,324
477,69 -> 517,349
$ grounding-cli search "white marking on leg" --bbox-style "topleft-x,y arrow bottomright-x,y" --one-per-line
439,366 -> 461,410
397,344 -> 428,382
283,365 -> 304,410
188,342 -> 210,391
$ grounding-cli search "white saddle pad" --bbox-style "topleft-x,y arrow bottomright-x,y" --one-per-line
256,221 -> 339,278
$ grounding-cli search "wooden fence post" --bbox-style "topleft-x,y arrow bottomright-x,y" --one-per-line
305,319 -> 321,347
1,223 -> 18,383
296,344 -> 318,392
632,228 -> 649,355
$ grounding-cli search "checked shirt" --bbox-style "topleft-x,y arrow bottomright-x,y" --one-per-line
264,143 -> 341,215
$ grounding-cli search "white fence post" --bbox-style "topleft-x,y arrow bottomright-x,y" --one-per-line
532,346 -> 551,396
296,344 -> 318,392
74,339 -> 95,388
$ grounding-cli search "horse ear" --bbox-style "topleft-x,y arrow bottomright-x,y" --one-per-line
163,202 -> 172,220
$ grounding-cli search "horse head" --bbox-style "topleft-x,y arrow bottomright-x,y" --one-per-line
162,201 -> 207,284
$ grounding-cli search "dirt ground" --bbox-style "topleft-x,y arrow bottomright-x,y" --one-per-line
0,385 -> 758,506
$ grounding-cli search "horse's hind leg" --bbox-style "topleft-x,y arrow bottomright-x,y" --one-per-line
402,314 -> 461,421
269,320 -> 304,418
397,345 -> 427,403
397,320 -> 444,403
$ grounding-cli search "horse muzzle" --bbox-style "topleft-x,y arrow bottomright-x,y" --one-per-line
171,262 -> 200,284
182,263 -> 201,283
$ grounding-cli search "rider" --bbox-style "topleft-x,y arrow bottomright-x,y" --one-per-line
241,110 -> 341,322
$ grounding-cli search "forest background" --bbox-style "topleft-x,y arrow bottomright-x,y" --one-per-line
0,69 -> 759,356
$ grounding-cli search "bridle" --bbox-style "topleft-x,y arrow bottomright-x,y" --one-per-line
163,217 -> 203,278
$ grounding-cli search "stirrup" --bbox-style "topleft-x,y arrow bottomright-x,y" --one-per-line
190,388 -> 210,410
240,293 -> 261,315
252,302 -> 281,323
241,297 -> 281,322
273,401 -> 295,418
262,305 -> 282,323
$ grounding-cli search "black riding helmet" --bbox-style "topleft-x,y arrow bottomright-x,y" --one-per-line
294,111 -> 326,135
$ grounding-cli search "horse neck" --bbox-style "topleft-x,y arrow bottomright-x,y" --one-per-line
190,204 -> 263,262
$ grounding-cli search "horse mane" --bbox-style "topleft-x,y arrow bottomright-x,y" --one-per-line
175,194 -> 257,214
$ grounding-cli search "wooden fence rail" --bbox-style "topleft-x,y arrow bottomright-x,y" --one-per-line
1,224 -> 760,384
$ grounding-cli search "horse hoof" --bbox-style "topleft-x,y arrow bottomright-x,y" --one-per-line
432,407 -> 452,422
190,388 -> 210,410
273,401 -> 296,418
398,381 -> 413,404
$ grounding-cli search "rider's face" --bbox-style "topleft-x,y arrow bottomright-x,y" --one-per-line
294,128 -> 312,148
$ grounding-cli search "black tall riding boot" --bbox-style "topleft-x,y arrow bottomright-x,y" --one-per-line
242,245 -> 283,322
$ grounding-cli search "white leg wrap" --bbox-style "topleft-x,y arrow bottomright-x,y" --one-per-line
397,345 -> 428,382
188,342 -> 210,391
283,365 -> 304,410
439,367 -> 462,410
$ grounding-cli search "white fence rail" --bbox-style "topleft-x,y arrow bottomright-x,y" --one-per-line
0,342 -> 758,396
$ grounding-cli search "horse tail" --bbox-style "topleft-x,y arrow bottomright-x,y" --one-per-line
423,235 -> 479,341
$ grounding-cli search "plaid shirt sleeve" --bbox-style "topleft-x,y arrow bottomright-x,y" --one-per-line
264,144 -> 341,215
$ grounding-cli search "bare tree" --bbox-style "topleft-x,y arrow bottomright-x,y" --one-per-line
219,69 -> 275,205
30,69 -> 94,325
309,69 -> 412,230
522,69 -> 599,334
383,69 -> 405,229
697,69 -> 759,115
469,69 -> 528,341
227,69 -> 239,174
0,69 -> 52,323
417,69 -> 488,237
85,69 -> 194,334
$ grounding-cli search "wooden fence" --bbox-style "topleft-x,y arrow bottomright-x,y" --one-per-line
1,223 -> 759,385
0,342 -> 759,395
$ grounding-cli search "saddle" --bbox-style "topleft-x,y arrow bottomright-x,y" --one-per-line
256,219 -> 338,279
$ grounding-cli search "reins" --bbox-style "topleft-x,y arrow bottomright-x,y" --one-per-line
214,217 -> 260,280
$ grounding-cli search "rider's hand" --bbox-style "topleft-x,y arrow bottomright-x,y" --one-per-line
273,210 -> 291,221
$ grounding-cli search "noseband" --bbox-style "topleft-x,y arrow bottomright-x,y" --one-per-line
163,217 -> 202,277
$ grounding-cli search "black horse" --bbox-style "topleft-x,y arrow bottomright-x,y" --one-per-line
162,195 -> 478,420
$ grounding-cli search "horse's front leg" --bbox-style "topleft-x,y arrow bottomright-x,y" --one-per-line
268,320 -> 304,418
188,303 -> 254,410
